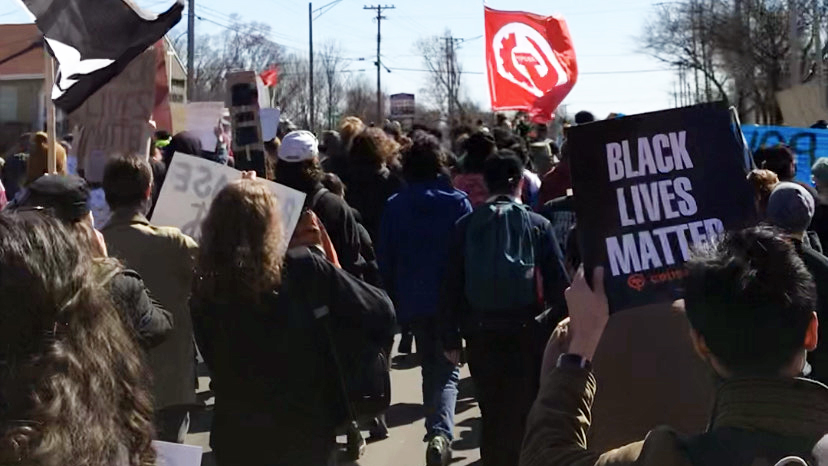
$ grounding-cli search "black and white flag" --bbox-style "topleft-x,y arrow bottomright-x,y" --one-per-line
16,0 -> 183,113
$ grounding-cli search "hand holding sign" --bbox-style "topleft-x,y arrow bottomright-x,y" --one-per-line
152,153 -> 305,253
565,267 -> 609,361
569,104 -> 757,311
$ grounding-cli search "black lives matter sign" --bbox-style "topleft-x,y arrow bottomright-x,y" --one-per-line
569,104 -> 756,311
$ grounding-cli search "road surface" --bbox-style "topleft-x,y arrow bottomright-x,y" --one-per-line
185,343 -> 482,466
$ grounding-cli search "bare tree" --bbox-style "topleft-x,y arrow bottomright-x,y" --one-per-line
174,16 -> 285,102
416,30 -> 464,124
318,41 -> 348,130
343,76 -> 385,123
642,0 -> 823,124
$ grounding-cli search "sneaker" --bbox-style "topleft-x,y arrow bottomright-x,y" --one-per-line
426,435 -> 451,466
368,415 -> 389,440
398,331 -> 413,354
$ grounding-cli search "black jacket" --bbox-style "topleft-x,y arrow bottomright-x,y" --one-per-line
344,165 -> 404,243
797,240 -> 828,385
190,248 -> 395,466
307,183 -> 364,277
106,269 -> 173,348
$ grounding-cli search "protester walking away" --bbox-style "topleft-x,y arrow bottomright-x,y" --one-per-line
764,182 -> 828,385
442,153 -> 569,466
0,212 -> 156,466
811,157 -> 828,247
100,156 -> 199,443
345,127 -> 405,242
162,131 -> 204,168
1,133 -> 31,202
274,130 -> 365,278
756,145 -> 820,201
24,132 -> 67,185
537,111 -> 593,207
322,173 -> 382,287
521,226 -> 828,466
747,169 -> 779,220
190,179 -> 395,466
541,227 -> 715,452
453,131 -> 497,208
323,116 -> 365,178
378,131 -> 473,466
10,174 -> 173,349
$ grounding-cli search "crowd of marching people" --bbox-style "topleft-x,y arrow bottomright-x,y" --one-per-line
3,108 -> 828,466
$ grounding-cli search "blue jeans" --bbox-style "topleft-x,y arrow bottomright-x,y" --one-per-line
412,316 -> 460,442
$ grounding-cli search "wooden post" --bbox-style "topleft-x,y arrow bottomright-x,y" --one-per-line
44,50 -> 57,174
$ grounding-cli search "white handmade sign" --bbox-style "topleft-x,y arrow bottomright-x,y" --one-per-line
183,102 -> 225,150
151,153 -> 305,248
152,441 -> 202,466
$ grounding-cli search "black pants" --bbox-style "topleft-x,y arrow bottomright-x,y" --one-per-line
465,327 -> 545,466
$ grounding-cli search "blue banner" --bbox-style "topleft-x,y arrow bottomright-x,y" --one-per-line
742,124 -> 828,184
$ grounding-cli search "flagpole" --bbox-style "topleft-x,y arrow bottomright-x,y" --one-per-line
44,48 -> 57,174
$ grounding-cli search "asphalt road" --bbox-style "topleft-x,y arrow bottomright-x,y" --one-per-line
185,343 -> 482,466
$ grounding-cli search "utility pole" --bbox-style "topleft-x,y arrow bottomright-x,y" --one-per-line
446,36 -> 453,126
364,5 -> 394,123
187,0 -> 195,102
790,0 -> 801,86
309,2 -> 315,132
814,0 -> 824,106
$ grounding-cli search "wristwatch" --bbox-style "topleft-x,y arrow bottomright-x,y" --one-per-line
557,353 -> 592,371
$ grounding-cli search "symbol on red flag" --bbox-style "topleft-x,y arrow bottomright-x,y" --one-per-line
485,7 -> 578,123
260,68 -> 278,87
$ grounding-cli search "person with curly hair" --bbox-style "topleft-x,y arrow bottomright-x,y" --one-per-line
190,178 -> 395,466
345,127 -> 405,242
0,211 -> 156,466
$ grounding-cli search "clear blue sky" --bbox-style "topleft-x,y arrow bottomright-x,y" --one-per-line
4,0 -> 676,118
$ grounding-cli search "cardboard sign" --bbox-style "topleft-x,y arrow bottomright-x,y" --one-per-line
152,441 -> 202,466
260,108 -> 281,142
71,47 -> 156,182
226,71 -> 266,176
151,153 -> 305,250
776,82 -> 828,128
183,102 -> 224,151
742,124 -> 828,184
569,104 -> 757,311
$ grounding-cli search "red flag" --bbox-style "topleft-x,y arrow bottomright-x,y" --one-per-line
485,7 -> 578,123
260,68 -> 278,87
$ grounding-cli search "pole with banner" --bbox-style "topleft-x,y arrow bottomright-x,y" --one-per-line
44,48 -> 57,174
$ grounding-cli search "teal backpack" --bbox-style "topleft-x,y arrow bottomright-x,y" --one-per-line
464,198 -> 539,313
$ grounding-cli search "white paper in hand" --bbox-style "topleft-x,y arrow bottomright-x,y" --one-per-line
152,441 -> 202,466
260,108 -> 281,141
151,153 -> 306,252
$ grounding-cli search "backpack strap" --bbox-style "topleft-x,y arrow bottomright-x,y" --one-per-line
310,188 -> 330,212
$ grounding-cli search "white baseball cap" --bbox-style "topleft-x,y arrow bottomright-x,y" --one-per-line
279,130 -> 319,162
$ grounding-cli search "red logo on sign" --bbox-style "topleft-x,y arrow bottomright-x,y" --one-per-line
627,274 -> 647,291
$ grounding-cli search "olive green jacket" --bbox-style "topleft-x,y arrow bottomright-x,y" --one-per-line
520,367 -> 828,466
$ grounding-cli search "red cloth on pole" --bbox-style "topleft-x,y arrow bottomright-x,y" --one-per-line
485,7 -> 578,123
260,68 -> 278,87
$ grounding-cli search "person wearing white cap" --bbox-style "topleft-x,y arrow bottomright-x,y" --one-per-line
274,130 -> 365,278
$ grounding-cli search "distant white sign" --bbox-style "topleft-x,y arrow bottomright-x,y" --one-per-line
151,153 -> 305,249
260,108 -> 281,141
184,102 -> 225,151
153,441 -> 202,466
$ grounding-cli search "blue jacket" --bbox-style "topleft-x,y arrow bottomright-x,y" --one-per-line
377,178 -> 472,324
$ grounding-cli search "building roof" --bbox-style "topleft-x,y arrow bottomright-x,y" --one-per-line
0,24 -> 44,77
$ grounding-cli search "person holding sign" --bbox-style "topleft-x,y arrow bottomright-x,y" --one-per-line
190,179 -> 394,466
520,228 -> 828,466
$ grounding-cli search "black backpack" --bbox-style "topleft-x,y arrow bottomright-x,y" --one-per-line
286,248 -> 391,427
684,428 -> 823,466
